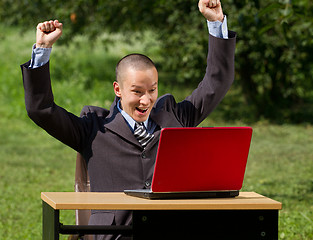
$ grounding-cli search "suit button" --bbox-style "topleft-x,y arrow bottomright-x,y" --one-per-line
141,152 -> 146,159
145,181 -> 151,188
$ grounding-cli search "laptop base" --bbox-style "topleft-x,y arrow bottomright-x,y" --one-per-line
124,189 -> 239,200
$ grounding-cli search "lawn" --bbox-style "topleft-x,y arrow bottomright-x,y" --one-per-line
0,24 -> 312,239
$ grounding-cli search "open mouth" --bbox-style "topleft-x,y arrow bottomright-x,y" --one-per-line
136,107 -> 148,113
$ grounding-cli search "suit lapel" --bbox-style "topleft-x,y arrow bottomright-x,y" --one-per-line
149,107 -> 180,129
104,98 -> 142,148
146,107 -> 177,149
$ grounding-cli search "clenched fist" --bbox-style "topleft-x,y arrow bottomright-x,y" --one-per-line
36,20 -> 63,48
198,0 -> 224,22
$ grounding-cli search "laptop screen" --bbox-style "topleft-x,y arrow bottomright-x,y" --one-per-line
151,127 -> 253,193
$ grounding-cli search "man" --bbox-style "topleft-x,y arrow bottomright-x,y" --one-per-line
21,0 -> 236,239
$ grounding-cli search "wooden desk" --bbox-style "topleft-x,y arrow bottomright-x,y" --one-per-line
41,192 -> 282,239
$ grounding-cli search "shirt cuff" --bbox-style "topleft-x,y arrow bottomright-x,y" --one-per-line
29,44 -> 52,69
207,15 -> 228,39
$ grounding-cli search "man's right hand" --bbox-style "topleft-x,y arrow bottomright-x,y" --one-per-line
36,20 -> 63,48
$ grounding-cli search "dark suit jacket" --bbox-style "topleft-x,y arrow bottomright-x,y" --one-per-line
21,32 -> 236,240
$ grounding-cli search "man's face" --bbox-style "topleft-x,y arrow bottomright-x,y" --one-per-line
113,67 -> 158,123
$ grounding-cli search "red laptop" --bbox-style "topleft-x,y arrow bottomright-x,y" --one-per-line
124,127 -> 253,199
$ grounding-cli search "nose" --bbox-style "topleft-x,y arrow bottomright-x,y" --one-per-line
140,93 -> 151,106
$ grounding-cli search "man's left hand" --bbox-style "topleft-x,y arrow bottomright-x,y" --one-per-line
198,0 -> 224,22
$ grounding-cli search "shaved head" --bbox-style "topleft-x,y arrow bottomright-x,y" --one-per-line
115,54 -> 157,85
113,53 -> 158,122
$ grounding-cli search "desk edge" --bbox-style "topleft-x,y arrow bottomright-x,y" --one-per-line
41,192 -> 57,209
41,192 -> 282,210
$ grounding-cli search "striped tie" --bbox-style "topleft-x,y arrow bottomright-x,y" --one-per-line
134,122 -> 154,148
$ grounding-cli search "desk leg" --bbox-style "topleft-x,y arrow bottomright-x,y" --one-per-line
42,201 -> 60,240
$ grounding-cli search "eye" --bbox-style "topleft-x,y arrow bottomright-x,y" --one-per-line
150,88 -> 156,93
133,90 -> 141,94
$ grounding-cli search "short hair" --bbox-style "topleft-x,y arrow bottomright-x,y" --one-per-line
115,53 -> 156,84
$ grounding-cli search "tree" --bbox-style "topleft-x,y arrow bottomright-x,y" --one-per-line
2,0 -> 313,122
227,0 -> 313,121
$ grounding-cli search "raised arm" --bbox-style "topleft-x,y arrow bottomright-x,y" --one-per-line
173,0 -> 236,127
21,20 -> 91,153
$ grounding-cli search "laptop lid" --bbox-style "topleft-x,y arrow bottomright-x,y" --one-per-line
150,127 -> 253,193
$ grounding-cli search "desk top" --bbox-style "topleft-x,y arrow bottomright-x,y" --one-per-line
41,192 -> 282,210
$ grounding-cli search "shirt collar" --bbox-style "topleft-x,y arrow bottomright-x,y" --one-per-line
117,100 -> 149,131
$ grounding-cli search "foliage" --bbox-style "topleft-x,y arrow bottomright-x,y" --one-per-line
227,0 -> 313,120
1,0 -> 313,121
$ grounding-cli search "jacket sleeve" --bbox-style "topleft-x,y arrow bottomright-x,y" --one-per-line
21,60 -> 92,153
174,31 -> 237,127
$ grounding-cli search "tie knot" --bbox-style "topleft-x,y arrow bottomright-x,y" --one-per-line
135,122 -> 144,129
134,122 -> 154,148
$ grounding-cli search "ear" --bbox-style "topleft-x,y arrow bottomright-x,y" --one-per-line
113,81 -> 122,98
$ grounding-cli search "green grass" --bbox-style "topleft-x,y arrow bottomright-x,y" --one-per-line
1,24 -> 313,239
